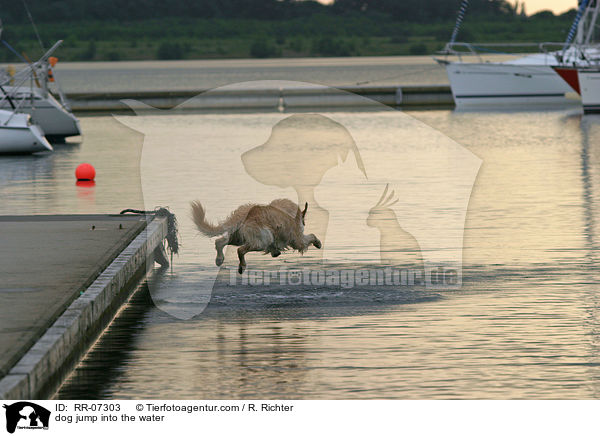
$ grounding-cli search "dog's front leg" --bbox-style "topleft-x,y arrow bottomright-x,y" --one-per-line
303,233 -> 321,249
237,245 -> 250,274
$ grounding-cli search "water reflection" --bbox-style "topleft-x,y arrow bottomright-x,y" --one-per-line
10,109 -> 600,399
57,271 -> 439,400
578,115 -> 600,398
0,116 -> 144,216
56,280 -> 157,399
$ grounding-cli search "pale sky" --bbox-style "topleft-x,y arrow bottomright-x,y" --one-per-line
516,0 -> 576,15
316,1 -> 578,16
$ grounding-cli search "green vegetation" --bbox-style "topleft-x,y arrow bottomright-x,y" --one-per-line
0,1 -> 578,62
250,38 -> 280,58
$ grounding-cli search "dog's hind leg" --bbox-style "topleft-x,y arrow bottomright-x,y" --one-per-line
238,244 -> 250,274
215,235 -> 228,266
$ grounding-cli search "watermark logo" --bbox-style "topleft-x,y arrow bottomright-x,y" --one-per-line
229,266 -> 458,288
2,402 -> 50,433
115,80 -> 481,319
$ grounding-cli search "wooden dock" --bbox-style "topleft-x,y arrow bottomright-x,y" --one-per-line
0,214 -> 168,399
66,85 -> 455,112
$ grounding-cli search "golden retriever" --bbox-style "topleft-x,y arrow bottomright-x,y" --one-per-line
191,199 -> 321,273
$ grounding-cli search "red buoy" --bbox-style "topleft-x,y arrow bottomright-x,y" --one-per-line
75,163 -> 96,181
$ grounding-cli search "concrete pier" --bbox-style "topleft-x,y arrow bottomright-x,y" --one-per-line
66,84 -> 455,112
0,214 -> 168,399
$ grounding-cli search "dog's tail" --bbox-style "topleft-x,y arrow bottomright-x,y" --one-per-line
191,201 -> 225,237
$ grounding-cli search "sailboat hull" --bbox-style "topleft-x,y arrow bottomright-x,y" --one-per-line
0,111 -> 52,154
444,62 -> 574,107
579,69 -> 600,113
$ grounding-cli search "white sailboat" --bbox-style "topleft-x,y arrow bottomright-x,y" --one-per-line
0,84 -> 81,141
436,0 -> 600,107
0,38 -> 63,153
0,40 -> 81,141
0,108 -> 52,153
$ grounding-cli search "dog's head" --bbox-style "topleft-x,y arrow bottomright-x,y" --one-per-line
289,201 -> 308,227
287,201 -> 308,227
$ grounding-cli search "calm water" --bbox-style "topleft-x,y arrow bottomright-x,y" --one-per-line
2,59 -> 600,399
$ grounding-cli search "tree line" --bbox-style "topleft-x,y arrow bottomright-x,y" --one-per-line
0,0 -> 578,61
0,0 -> 565,24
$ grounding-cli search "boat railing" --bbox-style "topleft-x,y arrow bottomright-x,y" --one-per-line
438,42 -> 598,64
539,42 -> 600,66
1,60 -> 71,113
2,62 -> 48,92
0,40 -> 70,124
0,64 -> 45,125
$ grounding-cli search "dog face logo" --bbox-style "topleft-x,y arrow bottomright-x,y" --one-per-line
2,402 -> 50,433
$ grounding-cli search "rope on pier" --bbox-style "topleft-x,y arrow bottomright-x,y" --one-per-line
119,207 -> 179,255
355,65 -> 440,86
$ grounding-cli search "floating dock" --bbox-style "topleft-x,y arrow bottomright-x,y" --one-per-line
0,214 -> 168,399
66,84 -> 455,112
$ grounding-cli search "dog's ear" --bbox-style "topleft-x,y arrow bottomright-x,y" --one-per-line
302,202 -> 308,218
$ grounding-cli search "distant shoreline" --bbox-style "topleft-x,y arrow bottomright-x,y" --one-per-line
0,12 -> 574,63
0,53 -> 521,68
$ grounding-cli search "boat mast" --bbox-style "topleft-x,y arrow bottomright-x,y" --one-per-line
449,0 -> 469,45
576,1 -> 586,44
583,0 -> 599,44
563,0 -> 591,57
0,19 -> 18,111
21,0 -> 44,52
